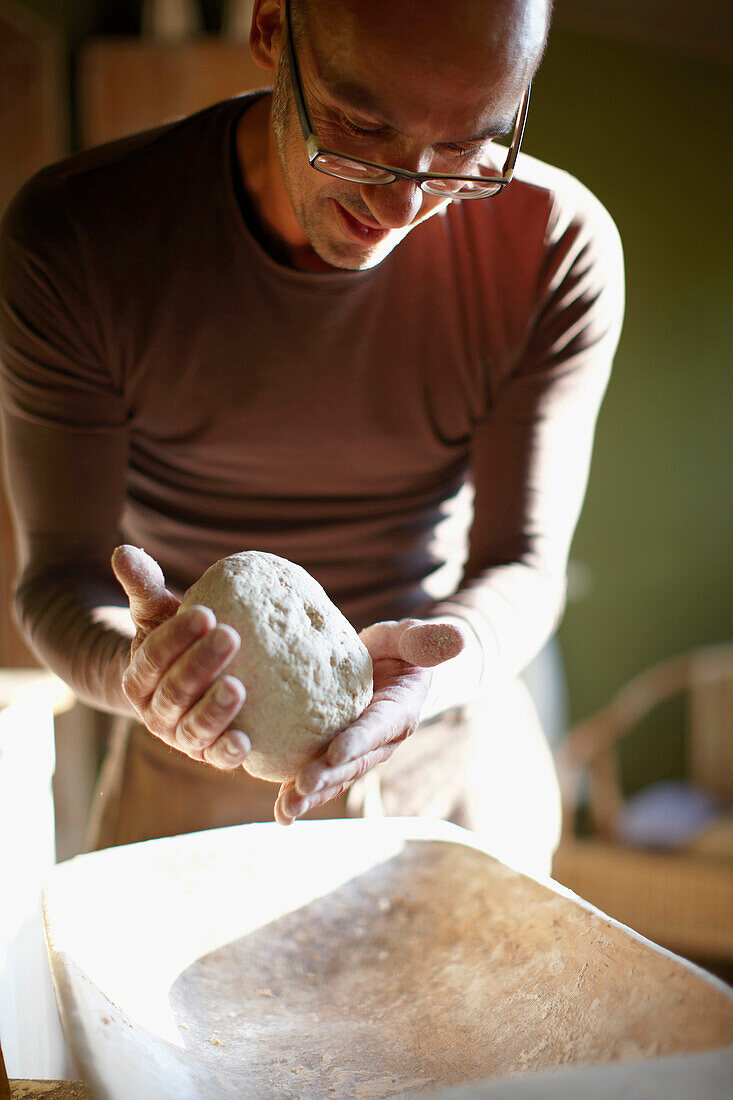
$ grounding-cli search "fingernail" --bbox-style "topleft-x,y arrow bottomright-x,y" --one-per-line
186,606 -> 212,633
226,730 -> 249,755
224,742 -> 243,761
296,775 -> 319,796
212,628 -> 233,655
215,679 -> 236,705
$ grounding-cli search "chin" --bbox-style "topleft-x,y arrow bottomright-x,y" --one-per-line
313,230 -> 410,272
323,244 -> 398,271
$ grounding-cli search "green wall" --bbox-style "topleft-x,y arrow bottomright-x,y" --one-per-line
524,30 -> 732,782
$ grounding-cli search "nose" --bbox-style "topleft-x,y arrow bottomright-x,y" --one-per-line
360,177 -> 424,230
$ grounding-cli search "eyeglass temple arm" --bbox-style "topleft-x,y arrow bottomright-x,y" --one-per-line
503,82 -> 531,181
284,0 -> 315,143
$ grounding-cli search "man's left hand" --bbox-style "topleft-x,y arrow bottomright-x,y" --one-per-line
274,618 -> 466,825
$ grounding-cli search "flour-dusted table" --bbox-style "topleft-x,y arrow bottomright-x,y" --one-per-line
42,819 -> 733,1099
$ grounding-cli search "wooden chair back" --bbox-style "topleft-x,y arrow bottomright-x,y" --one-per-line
558,642 -> 733,839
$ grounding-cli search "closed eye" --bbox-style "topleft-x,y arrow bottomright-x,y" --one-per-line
339,113 -> 489,160
440,142 -> 486,158
340,115 -> 389,139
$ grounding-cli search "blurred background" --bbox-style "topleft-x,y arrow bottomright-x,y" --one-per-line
0,0 -> 731,1077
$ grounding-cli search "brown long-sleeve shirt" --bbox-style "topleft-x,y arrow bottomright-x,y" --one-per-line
0,93 -> 624,719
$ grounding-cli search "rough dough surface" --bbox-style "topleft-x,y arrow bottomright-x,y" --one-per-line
179,552 -> 373,781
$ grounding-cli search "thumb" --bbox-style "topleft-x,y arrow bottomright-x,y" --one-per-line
111,544 -> 180,636
360,619 -> 466,667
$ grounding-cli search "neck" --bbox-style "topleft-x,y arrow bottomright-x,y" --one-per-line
234,94 -> 335,272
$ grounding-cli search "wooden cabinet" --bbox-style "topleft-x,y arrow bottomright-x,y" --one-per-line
79,37 -> 272,147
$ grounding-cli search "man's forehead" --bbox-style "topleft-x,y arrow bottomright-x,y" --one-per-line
301,0 -> 542,138
321,75 -> 516,142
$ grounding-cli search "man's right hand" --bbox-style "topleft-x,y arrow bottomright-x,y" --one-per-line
111,545 -> 250,770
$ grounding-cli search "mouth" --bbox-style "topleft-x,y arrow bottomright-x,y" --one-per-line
332,200 -> 390,245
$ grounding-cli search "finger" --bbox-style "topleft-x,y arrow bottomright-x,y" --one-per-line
325,682 -> 425,767
296,742 -> 398,804
281,744 -> 397,821
112,545 -> 180,634
122,604 -> 216,705
203,728 -> 252,771
401,621 -> 466,667
175,674 -> 246,759
149,624 -> 241,727
274,780 -> 297,826
359,619 -> 466,667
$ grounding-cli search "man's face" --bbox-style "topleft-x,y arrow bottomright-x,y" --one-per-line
269,0 -> 543,271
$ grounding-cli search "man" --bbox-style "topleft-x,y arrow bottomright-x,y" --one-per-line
0,0 -> 623,871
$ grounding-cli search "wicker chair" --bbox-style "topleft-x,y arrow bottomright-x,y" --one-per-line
552,643 -> 733,962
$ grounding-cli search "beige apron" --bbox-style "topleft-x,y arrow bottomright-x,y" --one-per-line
86,679 -> 561,878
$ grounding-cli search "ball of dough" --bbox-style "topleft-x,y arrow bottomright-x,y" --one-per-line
179,551 -> 373,782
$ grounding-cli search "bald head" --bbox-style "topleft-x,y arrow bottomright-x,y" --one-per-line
299,0 -> 552,94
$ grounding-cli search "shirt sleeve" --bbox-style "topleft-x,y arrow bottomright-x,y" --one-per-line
0,168 -> 134,712
430,176 -> 625,695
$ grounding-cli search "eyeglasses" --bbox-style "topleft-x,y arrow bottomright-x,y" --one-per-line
284,0 -> 531,200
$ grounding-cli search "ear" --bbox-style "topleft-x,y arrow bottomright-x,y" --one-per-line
250,0 -> 286,73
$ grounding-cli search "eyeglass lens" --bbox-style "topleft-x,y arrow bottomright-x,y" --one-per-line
423,178 -> 504,197
313,153 -> 505,198
314,153 -> 394,183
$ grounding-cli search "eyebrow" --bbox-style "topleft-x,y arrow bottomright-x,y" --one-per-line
323,78 -> 514,143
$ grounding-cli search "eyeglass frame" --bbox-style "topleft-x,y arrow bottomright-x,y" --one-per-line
283,0 -> 532,199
